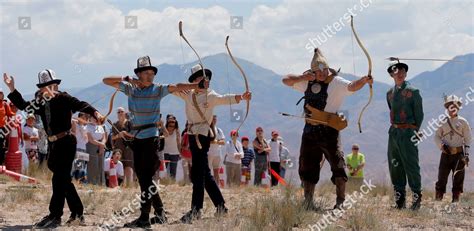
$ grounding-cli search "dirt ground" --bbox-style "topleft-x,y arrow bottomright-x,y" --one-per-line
0,173 -> 473,231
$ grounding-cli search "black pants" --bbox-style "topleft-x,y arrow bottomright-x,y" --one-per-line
270,162 -> 281,187
435,152 -> 465,193
47,134 -> 83,219
254,154 -> 268,186
131,137 -> 164,220
164,154 -> 180,179
0,135 -> 6,165
299,124 -> 347,184
189,135 -> 225,211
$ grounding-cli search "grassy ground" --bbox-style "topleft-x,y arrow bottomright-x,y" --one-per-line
0,170 -> 473,230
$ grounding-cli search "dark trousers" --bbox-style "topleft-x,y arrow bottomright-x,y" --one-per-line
0,135 -> 6,165
299,125 -> 347,184
254,154 -> 268,186
131,137 -> 164,220
164,153 -> 180,179
189,135 -> 225,211
47,135 -> 83,219
270,162 -> 281,186
435,152 -> 465,193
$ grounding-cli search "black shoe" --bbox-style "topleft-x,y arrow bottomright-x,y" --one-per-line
180,210 -> 202,224
34,215 -> 61,229
150,214 -> 167,225
65,215 -> 85,226
410,192 -> 422,211
215,205 -> 228,218
123,218 -> 151,229
35,217 -> 61,229
333,198 -> 345,210
34,215 -> 53,228
395,191 -> 406,210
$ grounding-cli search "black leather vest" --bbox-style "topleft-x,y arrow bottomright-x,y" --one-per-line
302,80 -> 329,114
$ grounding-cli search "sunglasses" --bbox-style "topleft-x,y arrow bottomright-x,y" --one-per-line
352,148 -> 359,150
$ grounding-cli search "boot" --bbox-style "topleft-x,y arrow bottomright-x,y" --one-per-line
435,191 -> 444,201
411,192 -> 422,211
333,177 -> 346,210
302,181 -> 318,211
452,191 -> 461,203
395,190 -> 406,209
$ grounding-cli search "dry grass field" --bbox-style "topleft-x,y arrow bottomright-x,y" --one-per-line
0,165 -> 473,231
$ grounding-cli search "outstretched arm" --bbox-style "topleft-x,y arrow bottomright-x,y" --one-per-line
168,80 -> 209,93
348,76 -> 373,92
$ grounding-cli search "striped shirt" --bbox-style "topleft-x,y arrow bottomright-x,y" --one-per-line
119,82 -> 170,139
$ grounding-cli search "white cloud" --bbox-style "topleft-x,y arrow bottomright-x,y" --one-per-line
1,0 -> 472,93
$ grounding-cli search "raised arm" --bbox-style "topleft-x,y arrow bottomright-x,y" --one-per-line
282,72 -> 314,87
4,73 -> 31,111
103,76 -> 126,89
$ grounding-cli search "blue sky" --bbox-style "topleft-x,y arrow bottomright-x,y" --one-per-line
1,0 -> 473,94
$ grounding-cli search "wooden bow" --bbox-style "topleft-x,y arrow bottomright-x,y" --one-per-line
98,88 -> 119,126
225,35 -> 250,132
179,21 -> 208,107
351,16 -> 373,133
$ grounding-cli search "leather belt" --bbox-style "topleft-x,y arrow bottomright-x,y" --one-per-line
48,131 -> 71,142
445,146 -> 464,155
392,123 -> 417,129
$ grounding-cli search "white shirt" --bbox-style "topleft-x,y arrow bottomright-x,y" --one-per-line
163,129 -> 180,155
292,76 -> 354,113
23,126 -> 38,150
434,116 -> 471,150
104,158 -> 124,177
75,123 -> 88,150
173,90 -> 238,136
224,140 -> 244,164
87,124 -> 105,141
209,127 -> 225,157
268,139 -> 281,162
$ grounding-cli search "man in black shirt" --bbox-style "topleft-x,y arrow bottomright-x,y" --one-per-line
4,70 -> 104,228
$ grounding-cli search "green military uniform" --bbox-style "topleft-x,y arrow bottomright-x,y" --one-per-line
386,80 -> 423,205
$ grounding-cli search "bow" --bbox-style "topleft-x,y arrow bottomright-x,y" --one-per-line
101,88 -> 119,124
351,15 -> 373,133
76,87 -> 131,141
179,21 -> 208,107
225,35 -> 250,132
101,88 -> 135,142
